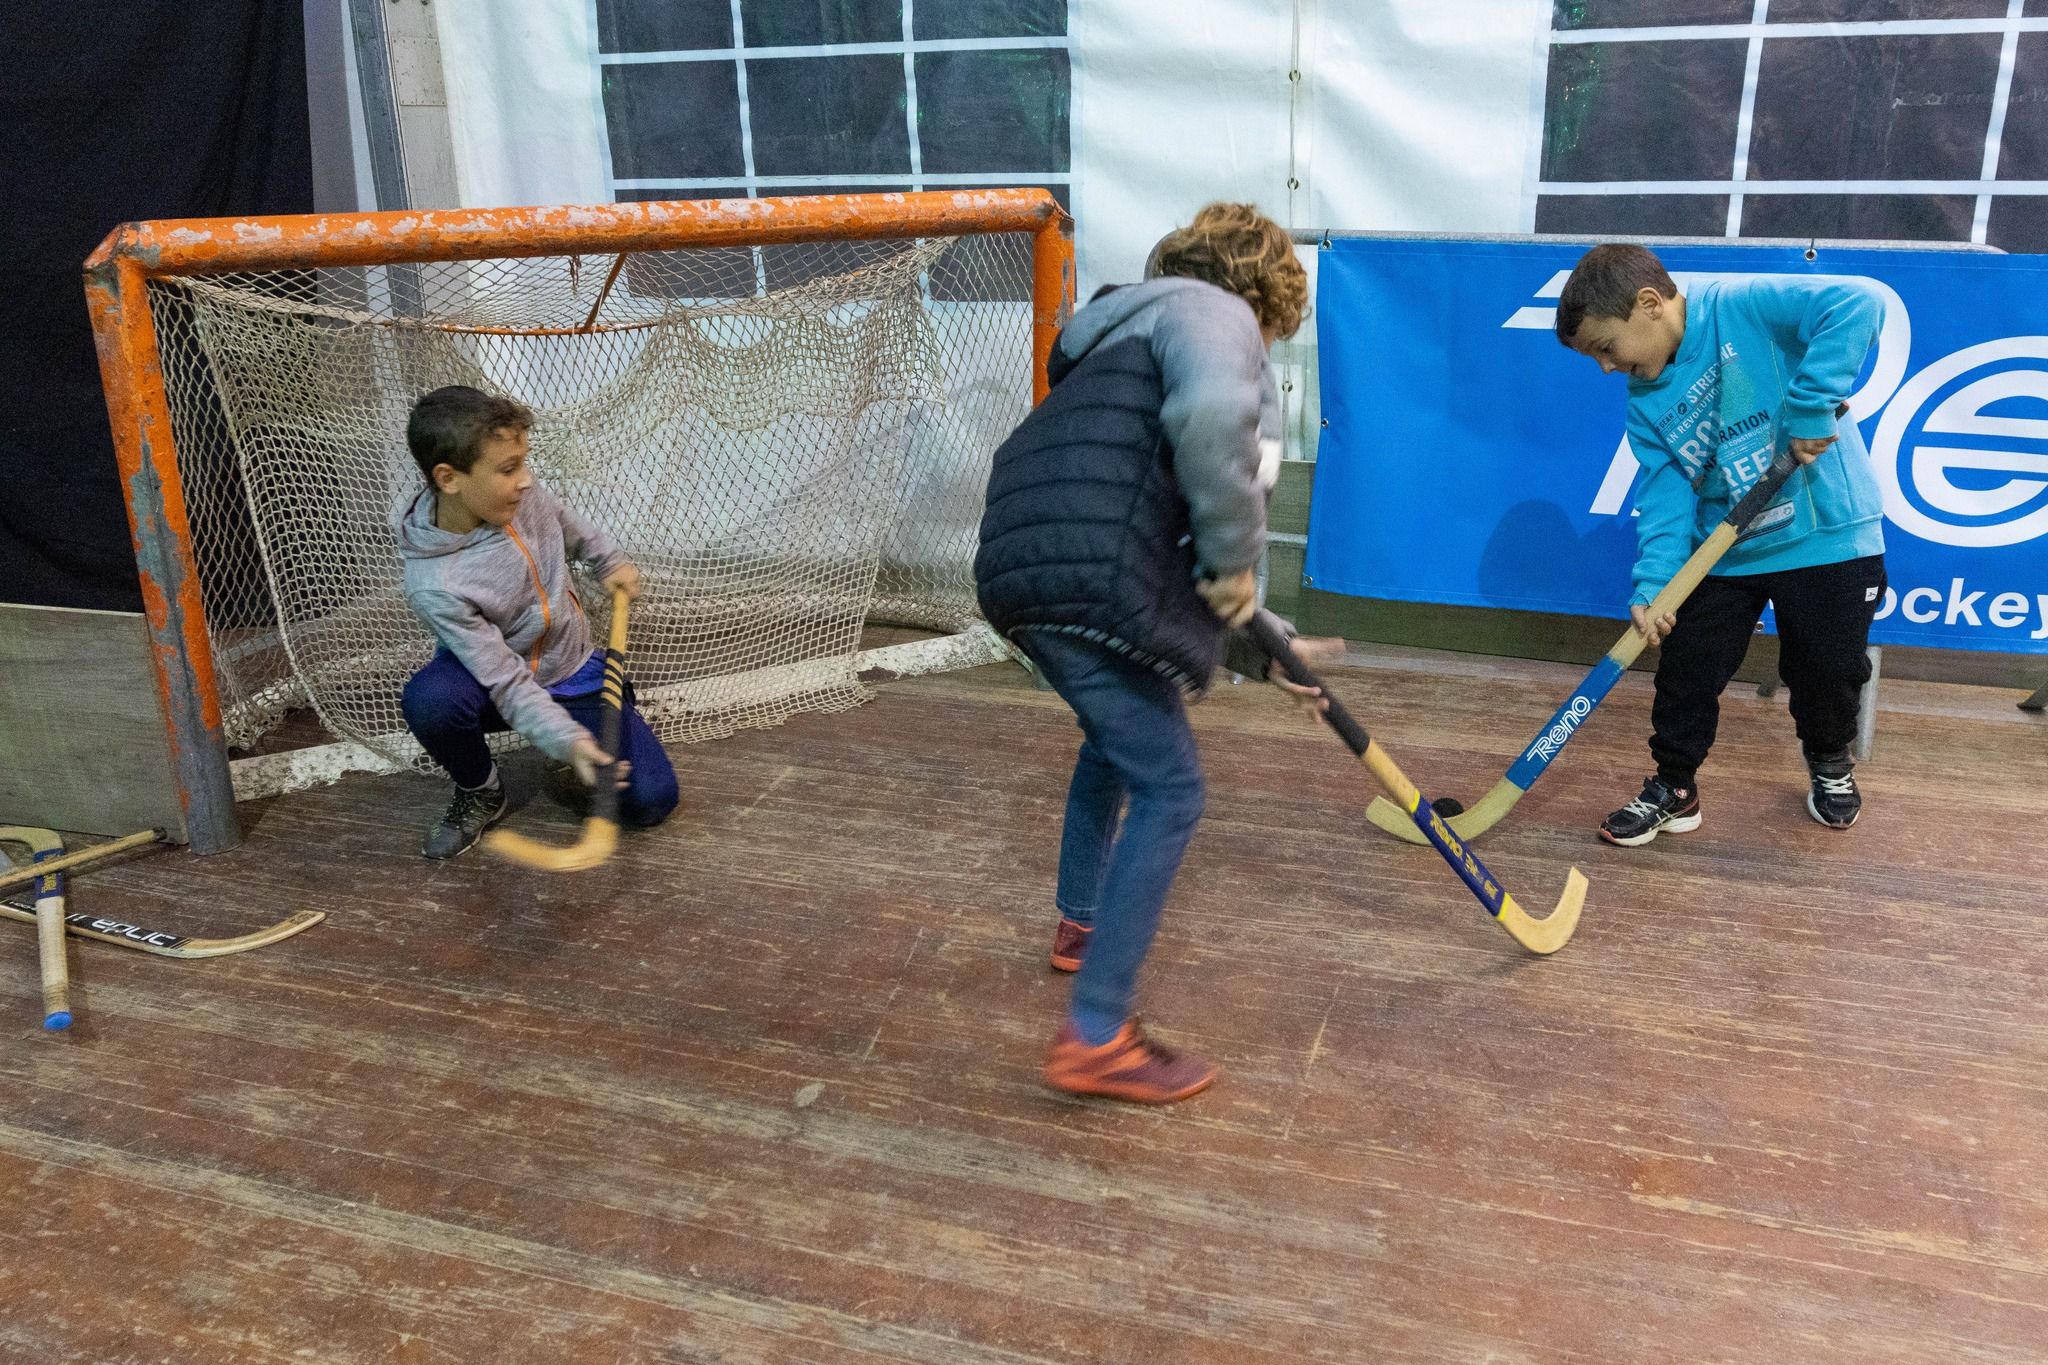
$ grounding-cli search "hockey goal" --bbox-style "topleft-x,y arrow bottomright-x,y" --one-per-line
86,190 -> 1073,851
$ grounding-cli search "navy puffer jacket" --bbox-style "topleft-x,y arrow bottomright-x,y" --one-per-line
975,277 -> 1282,695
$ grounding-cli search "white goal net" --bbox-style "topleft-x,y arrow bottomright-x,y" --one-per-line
143,225 -> 1039,773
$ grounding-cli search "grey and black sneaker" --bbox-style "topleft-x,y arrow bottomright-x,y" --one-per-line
1599,776 -> 1702,847
422,782 -> 508,859
1805,750 -> 1861,829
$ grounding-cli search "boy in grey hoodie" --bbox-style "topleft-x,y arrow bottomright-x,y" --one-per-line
395,385 -> 678,858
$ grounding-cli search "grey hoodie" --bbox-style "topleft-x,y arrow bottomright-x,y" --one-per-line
394,481 -> 629,762
1052,276 -> 1284,576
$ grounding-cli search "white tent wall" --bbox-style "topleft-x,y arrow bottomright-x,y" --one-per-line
434,0 -> 610,208
1301,2 -> 1549,237
415,0 -> 1551,464
1073,0 -> 1547,293
417,0 -> 1551,286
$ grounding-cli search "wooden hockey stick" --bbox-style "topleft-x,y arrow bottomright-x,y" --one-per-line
0,895 -> 323,959
1248,616 -> 1586,954
0,828 -> 166,896
481,588 -> 630,873
0,827 -> 71,1029
1367,445 -> 1806,845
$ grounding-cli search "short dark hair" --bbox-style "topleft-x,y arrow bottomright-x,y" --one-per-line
406,385 -> 533,480
1554,244 -> 1677,346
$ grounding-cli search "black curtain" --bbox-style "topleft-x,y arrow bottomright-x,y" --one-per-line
0,3 -> 313,611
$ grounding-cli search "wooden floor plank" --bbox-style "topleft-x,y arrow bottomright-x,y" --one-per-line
3,646 -> 2043,1363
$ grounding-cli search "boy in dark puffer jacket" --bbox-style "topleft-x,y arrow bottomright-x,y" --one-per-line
976,202 -> 1333,1105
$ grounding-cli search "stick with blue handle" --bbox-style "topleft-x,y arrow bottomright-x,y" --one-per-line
1367,443 -> 1807,845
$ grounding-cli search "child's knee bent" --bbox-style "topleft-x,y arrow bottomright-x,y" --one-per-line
401,666 -> 470,734
621,763 -> 679,828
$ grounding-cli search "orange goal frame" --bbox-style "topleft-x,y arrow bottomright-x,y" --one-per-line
83,189 -> 1074,853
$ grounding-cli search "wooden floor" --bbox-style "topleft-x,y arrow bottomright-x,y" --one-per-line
4,646 -> 2045,1364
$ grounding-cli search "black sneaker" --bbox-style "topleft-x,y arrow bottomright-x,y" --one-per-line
1805,750 -> 1861,829
422,782 -> 508,859
1599,776 -> 1702,847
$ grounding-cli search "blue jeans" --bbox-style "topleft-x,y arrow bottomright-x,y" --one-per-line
400,650 -> 679,827
1024,632 -> 1206,1030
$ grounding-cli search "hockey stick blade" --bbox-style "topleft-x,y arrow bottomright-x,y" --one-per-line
1365,445 -> 1808,845
482,588 -> 630,874
1250,617 -> 1585,954
480,821 -> 618,873
0,897 -> 324,959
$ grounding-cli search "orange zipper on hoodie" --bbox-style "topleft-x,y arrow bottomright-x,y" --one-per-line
504,525 -> 552,672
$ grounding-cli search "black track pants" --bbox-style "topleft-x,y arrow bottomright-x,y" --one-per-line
1648,555 -> 1886,786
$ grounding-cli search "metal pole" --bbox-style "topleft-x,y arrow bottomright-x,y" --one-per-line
82,259 -> 239,852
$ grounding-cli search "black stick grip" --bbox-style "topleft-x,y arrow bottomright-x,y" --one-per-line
592,646 -> 626,826
1724,449 -> 1800,533
1724,402 -> 1847,533
1243,614 -> 1373,758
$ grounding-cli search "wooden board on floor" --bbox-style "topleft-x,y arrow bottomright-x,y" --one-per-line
0,603 -> 185,840
1,649 -> 2043,1363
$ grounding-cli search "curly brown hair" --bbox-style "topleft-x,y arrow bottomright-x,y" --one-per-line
1147,202 -> 1308,341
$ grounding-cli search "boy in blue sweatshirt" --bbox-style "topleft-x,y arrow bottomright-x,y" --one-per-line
395,385 -> 678,858
1555,244 -> 1887,844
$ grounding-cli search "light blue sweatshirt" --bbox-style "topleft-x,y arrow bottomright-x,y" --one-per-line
1623,276 -> 1887,605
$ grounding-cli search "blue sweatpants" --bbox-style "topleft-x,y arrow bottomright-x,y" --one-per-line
400,649 -> 679,827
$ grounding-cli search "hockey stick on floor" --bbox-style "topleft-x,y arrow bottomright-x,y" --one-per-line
1248,616 -> 1586,954
481,587 -> 631,873
0,895 -> 323,959
0,827 -> 71,1029
0,828 -> 166,897
1366,446 -> 1806,845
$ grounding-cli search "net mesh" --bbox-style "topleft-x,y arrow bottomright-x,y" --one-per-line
147,232 -> 1034,766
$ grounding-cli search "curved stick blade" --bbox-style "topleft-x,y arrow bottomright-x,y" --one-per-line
0,902 -> 325,958
1495,866 -> 1587,955
481,820 -> 618,873
1444,780 -> 1525,840
1365,795 -> 1429,844
1366,777 -> 1525,844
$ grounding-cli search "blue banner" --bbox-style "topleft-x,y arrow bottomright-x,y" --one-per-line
1305,238 -> 2048,654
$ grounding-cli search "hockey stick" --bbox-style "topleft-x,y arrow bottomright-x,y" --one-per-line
0,894 -> 323,959
1248,615 -> 1586,954
1367,445 -> 1806,845
481,587 -> 630,873
0,827 -> 71,1029
0,828 -> 166,896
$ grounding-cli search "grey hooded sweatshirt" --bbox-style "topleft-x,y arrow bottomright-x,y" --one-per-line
394,481 -> 629,762
1051,276 -> 1284,575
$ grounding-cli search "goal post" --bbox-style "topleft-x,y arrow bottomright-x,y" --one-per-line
84,190 -> 1075,854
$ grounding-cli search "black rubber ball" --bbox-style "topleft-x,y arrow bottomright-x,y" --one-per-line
1430,796 -> 1466,817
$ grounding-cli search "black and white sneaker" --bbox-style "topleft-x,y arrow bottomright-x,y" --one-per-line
1805,750 -> 1861,829
1599,776 -> 1702,847
422,782 -> 508,859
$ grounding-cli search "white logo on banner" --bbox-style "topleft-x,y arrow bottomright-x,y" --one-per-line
1869,336 -> 2048,548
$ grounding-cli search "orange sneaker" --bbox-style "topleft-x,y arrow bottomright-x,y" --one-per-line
1049,917 -> 1091,972
1042,1019 -> 1216,1104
